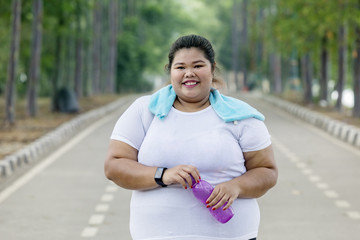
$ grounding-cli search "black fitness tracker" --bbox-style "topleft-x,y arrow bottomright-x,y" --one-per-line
154,167 -> 168,187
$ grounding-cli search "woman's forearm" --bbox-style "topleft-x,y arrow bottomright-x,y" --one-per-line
105,157 -> 159,190
205,165 -> 277,210
232,166 -> 278,198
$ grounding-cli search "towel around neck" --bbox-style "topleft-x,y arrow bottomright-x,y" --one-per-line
148,85 -> 264,122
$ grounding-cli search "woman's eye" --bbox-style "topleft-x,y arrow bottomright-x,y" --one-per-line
194,65 -> 203,68
176,66 -> 185,69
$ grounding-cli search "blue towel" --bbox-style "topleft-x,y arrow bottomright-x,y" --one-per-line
148,85 -> 264,122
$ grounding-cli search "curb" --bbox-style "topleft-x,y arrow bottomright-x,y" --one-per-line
263,95 -> 360,149
0,95 -> 137,179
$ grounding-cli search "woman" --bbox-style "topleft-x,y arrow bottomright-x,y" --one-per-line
105,34 -> 277,240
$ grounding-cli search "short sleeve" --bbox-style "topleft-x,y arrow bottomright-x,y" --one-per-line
238,118 -> 271,152
110,96 -> 154,150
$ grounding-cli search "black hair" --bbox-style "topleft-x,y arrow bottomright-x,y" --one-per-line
166,34 -> 216,72
165,34 -> 225,90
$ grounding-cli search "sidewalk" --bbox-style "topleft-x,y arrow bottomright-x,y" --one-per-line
263,94 -> 360,149
0,94 -> 138,181
1,93 -> 359,182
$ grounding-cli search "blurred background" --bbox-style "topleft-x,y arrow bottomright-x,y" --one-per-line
1,1 -> 360,239
1,0 -> 360,163
1,0 -> 360,120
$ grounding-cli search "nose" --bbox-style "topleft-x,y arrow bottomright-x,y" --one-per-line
185,69 -> 195,78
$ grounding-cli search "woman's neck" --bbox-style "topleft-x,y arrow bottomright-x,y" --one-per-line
173,96 -> 210,112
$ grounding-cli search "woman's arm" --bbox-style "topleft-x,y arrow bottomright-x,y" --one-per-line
105,140 -> 158,190
105,140 -> 201,190
206,145 -> 278,210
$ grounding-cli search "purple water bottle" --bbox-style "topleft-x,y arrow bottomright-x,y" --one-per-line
191,177 -> 234,223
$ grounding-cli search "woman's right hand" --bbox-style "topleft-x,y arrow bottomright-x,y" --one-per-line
162,165 -> 200,189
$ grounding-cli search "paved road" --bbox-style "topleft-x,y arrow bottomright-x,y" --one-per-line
246,93 -> 360,239
0,93 -> 359,239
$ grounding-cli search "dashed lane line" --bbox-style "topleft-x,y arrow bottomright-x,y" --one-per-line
89,214 -> 105,225
81,227 -> 98,238
271,136 -> 360,221
81,182 -> 118,238
106,185 -> 118,193
95,204 -> 110,212
301,169 -> 313,175
324,190 -> 339,199
316,182 -> 329,190
295,162 -> 307,169
335,200 -> 350,208
101,193 -> 114,202
347,211 -> 360,220
0,106 -> 125,205
308,175 -> 321,183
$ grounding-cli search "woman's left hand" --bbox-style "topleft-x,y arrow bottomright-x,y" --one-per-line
206,145 -> 277,210
205,181 -> 240,210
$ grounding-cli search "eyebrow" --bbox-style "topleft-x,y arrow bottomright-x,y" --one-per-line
173,60 -> 206,66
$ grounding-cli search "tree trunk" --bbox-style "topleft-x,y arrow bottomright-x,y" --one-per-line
82,3 -> 93,97
74,38 -> 83,98
63,36 -> 74,89
127,0 -> 136,16
353,25 -> 360,117
253,7 -> 264,79
51,9 -> 64,111
231,0 -> 240,91
27,0 -> 43,117
100,1 -> 109,93
336,25 -> 347,111
74,1 -> 83,98
240,0 -> 248,89
320,33 -> 329,103
5,0 -> 21,125
92,0 -> 101,95
301,53 -> 313,104
108,0 -> 118,93
271,53 -> 282,94
118,0 -> 124,35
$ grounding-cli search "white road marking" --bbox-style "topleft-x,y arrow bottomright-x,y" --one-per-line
89,214 -> 105,225
101,194 -> 114,202
346,211 -> 360,220
308,175 -> 321,182
291,190 -> 301,196
95,204 -> 109,212
106,185 -> 118,193
289,157 -> 300,163
302,169 -> 313,175
81,183 -> 118,237
316,182 -> 329,190
272,136 -> 359,221
287,153 -> 300,163
335,200 -> 351,208
81,227 -> 98,237
0,109 -> 121,205
324,190 -> 339,199
296,162 -> 307,169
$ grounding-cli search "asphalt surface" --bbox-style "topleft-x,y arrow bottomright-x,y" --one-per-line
0,92 -> 360,239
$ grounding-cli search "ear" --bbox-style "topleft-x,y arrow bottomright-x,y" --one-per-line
212,62 -> 216,74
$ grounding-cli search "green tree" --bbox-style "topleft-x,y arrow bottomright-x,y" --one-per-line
27,0 -> 43,117
5,0 -> 21,125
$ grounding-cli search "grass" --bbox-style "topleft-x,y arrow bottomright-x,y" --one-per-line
1,91 -> 360,160
0,94 -> 121,159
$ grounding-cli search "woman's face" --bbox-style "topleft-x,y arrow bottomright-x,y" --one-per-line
170,47 -> 214,104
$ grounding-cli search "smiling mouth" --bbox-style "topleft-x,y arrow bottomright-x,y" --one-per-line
183,81 -> 198,86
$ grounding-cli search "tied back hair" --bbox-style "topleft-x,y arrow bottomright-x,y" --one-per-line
165,34 -> 225,90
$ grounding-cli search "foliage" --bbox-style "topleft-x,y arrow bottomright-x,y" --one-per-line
116,31 -> 150,93
0,0 -> 12,95
2,0 -> 360,120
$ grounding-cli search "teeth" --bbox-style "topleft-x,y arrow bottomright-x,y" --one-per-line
184,82 -> 197,86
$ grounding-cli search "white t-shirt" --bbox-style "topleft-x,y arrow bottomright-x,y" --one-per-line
111,96 -> 271,240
